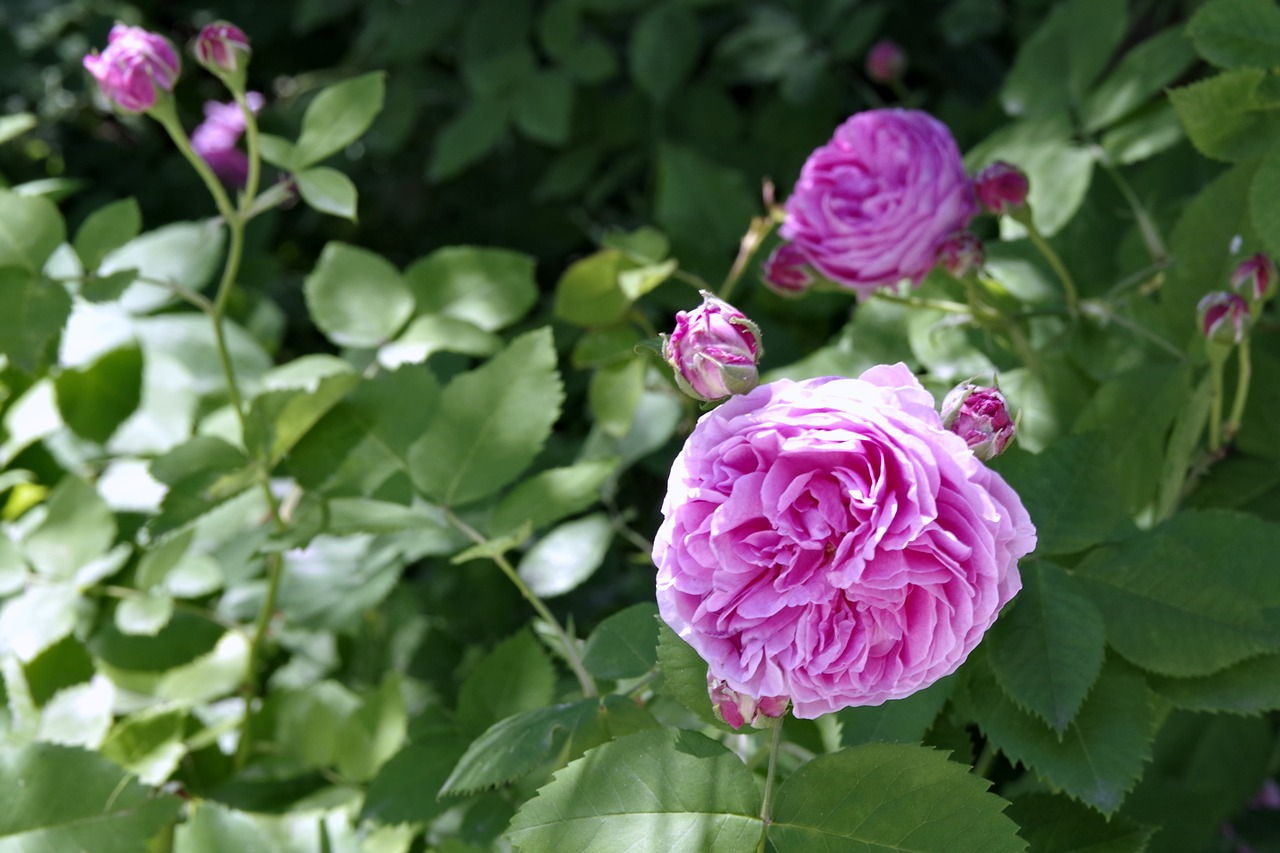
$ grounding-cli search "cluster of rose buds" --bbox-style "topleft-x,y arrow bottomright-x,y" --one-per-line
663,291 -> 762,403
707,674 -> 788,730
941,381 -> 1017,461
1198,253 -> 1277,347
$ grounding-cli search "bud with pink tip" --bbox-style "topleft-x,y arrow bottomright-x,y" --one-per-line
941,382 -> 1017,461
761,243 -> 815,295
83,24 -> 181,114
974,161 -> 1030,216
708,673 -> 788,730
1231,253 -> 1277,304
937,231 -> 984,278
865,39 -> 906,85
1198,291 -> 1250,346
664,291 -> 762,402
194,22 -> 251,77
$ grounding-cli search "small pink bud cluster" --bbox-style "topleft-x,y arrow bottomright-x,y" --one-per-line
937,231 -> 985,278
664,292 -> 762,403
865,39 -> 906,85
941,382 -> 1016,461
708,673 -> 788,730
1198,291 -> 1250,346
761,243 -> 816,296
83,24 -> 181,113
973,161 -> 1030,216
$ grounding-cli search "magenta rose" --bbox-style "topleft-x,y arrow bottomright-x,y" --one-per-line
191,92 -> 265,187
654,363 -> 1035,717
83,24 -> 181,114
781,109 -> 976,298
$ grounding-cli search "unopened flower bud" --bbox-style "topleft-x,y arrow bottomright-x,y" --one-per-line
1231,253 -> 1277,303
708,673 -> 788,730
664,291 -> 762,403
941,382 -> 1016,461
83,24 -> 181,114
1198,291 -> 1250,346
762,243 -> 816,296
937,231 -> 984,278
973,161 -> 1030,216
865,39 -> 906,85
194,22 -> 251,76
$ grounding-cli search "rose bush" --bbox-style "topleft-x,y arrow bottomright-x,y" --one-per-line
654,363 -> 1035,718
779,108 -> 975,297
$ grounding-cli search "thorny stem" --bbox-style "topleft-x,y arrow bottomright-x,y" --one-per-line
444,508 -> 598,698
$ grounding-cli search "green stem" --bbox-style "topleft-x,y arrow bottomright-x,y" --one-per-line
973,741 -> 998,778
871,291 -> 971,314
1209,356 -> 1225,454
1024,221 -> 1080,314
1079,301 -> 1184,359
756,719 -> 785,853
234,552 -> 283,769
445,509 -> 598,698
153,104 -> 236,224
720,215 -> 779,303
1155,371 -> 1214,522
1225,336 -> 1252,444
233,91 -> 262,214
1096,150 -> 1168,264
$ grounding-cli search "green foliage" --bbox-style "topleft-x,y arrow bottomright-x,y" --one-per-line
1000,0 -> 1126,119
1187,0 -> 1280,69
303,242 -> 414,347
582,602 -> 660,680
291,72 -> 387,169
73,198 -> 141,272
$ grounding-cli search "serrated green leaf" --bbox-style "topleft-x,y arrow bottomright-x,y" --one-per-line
294,167 -> 358,221
1000,0 -> 1126,118
1074,511 -> 1280,677
986,561 -> 1106,734
1169,69 -> 1278,163
378,315 -> 502,368
1148,652 -> 1280,714
768,743 -> 1026,853
245,369 -> 359,466
1005,793 -> 1152,853
1187,0 -> 1280,68
174,802 -> 274,853
1250,137 -> 1280,259
54,345 -> 143,445
293,72 -> 386,168
0,267 -> 71,373
959,658 -> 1154,815
490,458 -> 619,535
409,327 -> 564,506
517,513 -> 613,598
1100,103 -> 1185,165
654,622 -> 733,732
629,4 -> 701,104
362,730 -> 470,825
406,245 -> 537,332
73,198 -> 141,272
0,742 -> 180,851
428,99 -> 508,182
837,675 -> 956,748
507,728 -> 762,853
457,630 -> 556,737
1080,29 -> 1195,132
303,242 -> 414,348
22,476 -> 115,582
583,603 -> 660,680
0,191 -> 64,273
989,434 -> 1130,556
100,706 -> 189,786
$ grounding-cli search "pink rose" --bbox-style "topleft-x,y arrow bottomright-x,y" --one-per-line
781,109 -> 976,297
191,92 -> 265,187
654,364 -> 1035,717
83,24 -> 181,114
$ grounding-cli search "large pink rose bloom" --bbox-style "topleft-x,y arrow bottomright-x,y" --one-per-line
654,364 -> 1035,718
781,109 -> 976,297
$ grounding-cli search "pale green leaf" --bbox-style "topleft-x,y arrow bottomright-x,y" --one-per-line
36,677 -> 113,748
174,802 -> 274,853
517,513 -> 613,598
22,476 -> 115,581
406,245 -> 537,332
377,315 -> 501,369
293,72 -> 387,168
0,114 -> 36,146
0,191 -> 64,273
553,249 -> 633,328
491,458 -> 619,536
100,707 -> 189,786
0,742 -> 180,852
507,728 -> 763,853
245,369 -> 360,466
409,327 -> 564,506
768,743 -> 1026,853
114,594 -> 174,637
335,674 -> 407,781
986,561 -> 1106,733
99,221 -> 225,314
1081,29 -> 1195,132
294,167 -> 358,221
303,242 -> 414,347
73,198 -> 141,272
589,357 -> 645,438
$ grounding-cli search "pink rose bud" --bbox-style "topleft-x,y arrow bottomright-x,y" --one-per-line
865,39 -> 907,84
1231,253 -> 1277,303
782,109 -> 976,297
937,231 -> 984,278
708,673 -> 788,730
974,161 -> 1030,216
941,382 -> 1017,461
83,24 -> 181,114
1198,291 -> 1250,345
664,291 -> 762,403
194,21 -> 251,75
762,243 -> 816,295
